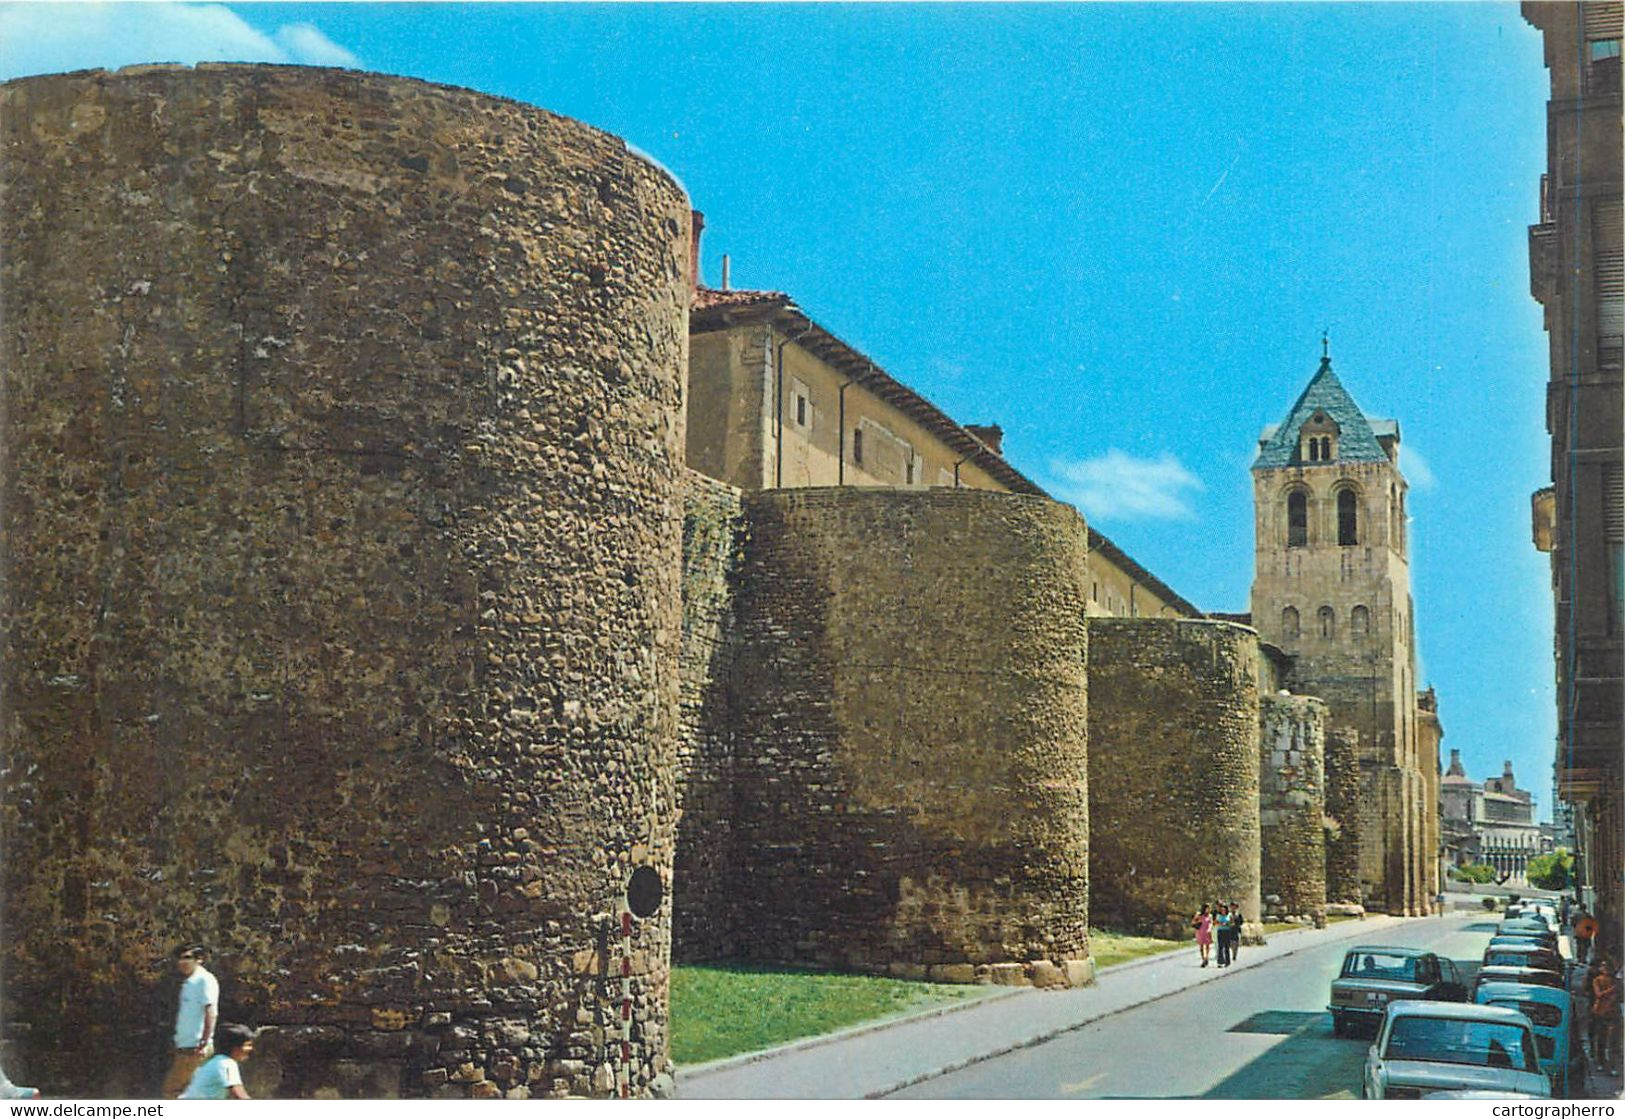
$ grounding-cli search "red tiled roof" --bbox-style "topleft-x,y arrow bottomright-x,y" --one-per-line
692,287 -> 788,311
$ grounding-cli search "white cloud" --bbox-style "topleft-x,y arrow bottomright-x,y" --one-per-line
0,2 -> 361,81
1400,444 -> 1437,490
1048,449 -> 1206,522
274,22 -> 358,69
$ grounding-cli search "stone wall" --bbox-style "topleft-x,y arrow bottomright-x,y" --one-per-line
722,488 -> 1092,983
1324,728 -> 1364,905
1087,619 -> 1262,938
1258,695 -> 1328,921
672,471 -> 746,962
0,66 -> 690,1099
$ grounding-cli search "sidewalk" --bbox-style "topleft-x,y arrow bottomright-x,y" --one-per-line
677,913 -> 1408,1099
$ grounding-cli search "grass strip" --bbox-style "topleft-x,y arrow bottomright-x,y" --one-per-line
1087,927 -> 1187,969
670,963 -> 985,1066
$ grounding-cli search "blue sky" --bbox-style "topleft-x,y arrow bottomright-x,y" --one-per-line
0,3 -> 1560,817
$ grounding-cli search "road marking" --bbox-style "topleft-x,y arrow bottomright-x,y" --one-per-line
1060,1073 -> 1109,1095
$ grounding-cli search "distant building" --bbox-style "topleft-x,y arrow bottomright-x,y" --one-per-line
687,285 -> 1202,618
1439,752 -> 1545,885
1524,1 -> 1622,945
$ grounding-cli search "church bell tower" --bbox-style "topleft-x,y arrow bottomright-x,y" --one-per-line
1249,343 -> 1431,915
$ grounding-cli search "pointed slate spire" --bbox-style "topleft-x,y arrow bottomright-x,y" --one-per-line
1253,350 -> 1390,469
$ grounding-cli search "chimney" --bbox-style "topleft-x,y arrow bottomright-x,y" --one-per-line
689,209 -> 705,294
721,254 -> 731,292
1503,759 -> 1515,782
965,424 -> 1004,455
1447,749 -> 1465,777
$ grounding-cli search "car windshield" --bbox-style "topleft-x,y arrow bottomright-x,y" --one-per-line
1488,999 -> 1564,1029
1342,952 -> 1418,981
1384,1016 -> 1538,1071
1485,951 -> 1548,968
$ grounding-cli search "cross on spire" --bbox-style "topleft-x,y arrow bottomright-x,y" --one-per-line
1321,329 -> 1330,361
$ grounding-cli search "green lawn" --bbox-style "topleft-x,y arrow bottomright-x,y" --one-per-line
670,963 -> 986,1066
1087,927 -> 1187,969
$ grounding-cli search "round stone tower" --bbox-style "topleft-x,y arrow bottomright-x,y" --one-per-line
1,65 -> 690,1099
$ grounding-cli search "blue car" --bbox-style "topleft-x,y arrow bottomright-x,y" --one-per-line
1475,982 -> 1585,1098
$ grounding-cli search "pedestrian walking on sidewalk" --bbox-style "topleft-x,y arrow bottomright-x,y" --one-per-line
1217,903 -> 1243,967
1590,954 -> 1621,1076
0,1063 -> 39,1100
180,1024 -> 255,1100
1575,911 -> 1598,965
161,945 -> 220,1099
1193,904 -> 1214,967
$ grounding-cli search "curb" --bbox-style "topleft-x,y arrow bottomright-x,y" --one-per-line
864,914 -> 1410,1099
678,914 -> 1406,1093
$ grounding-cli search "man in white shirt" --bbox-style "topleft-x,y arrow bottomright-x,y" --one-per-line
161,945 -> 219,1099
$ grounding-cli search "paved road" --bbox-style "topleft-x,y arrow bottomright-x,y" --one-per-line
888,915 -> 1498,1099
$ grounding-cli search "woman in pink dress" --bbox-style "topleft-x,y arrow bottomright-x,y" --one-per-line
1193,903 -> 1214,967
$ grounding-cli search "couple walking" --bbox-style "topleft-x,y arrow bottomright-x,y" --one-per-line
1193,902 -> 1244,968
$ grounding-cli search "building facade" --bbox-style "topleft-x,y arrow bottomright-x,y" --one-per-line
1249,351 -> 1436,914
1524,1 -> 1623,952
687,286 -> 1204,620
1440,753 -> 1546,885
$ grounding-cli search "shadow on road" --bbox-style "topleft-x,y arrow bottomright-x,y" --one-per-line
1200,1012 -> 1367,1099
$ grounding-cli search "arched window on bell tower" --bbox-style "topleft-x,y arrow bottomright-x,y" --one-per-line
1318,605 -> 1335,639
1299,411 -> 1339,464
1337,487 -> 1359,545
1287,489 -> 1308,547
1282,605 -> 1301,639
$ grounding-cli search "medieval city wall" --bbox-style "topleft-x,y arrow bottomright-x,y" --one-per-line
1323,728 -> 1365,906
1258,695 -> 1328,921
0,66 -> 690,1099
723,488 -> 1093,984
672,471 -> 746,962
1087,619 -> 1262,938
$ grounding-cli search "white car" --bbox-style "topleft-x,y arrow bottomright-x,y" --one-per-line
1362,1001 -> 1551,1100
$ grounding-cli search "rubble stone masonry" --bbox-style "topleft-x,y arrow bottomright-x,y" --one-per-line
722,488 -> 1092,983
1258,695 -> 1328,921
673,472 -> 746,962
1087,619 -> 1262,939
0,66 -> 690,1098
1324,728 -> 1365,906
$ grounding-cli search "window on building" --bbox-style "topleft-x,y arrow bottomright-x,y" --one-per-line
852,427 -> 864,465
1318,605 -> 1335,639
789,377 -> 811,432
1320,436 -> 1333,461
1309,439 -> 1320,462
1351,604 -> 1370,637
1587,4 -> 1623,91
1608,463 -> 1623,634
1338,488 -> 1359,545
1287,490 -> 1308,547
1595,202 -> 1622,369
1282,605 -> 1300,639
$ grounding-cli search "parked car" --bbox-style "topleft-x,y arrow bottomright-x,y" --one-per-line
1503,915 -> 1557,936
1329,946 -> 1468,1036
1362,1001 -> 1550,1099
1490,933 -> 1559,952
1483,943 -> 1565,974
1474,966 -> 1567,995
1475,981 -> 1586,1098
